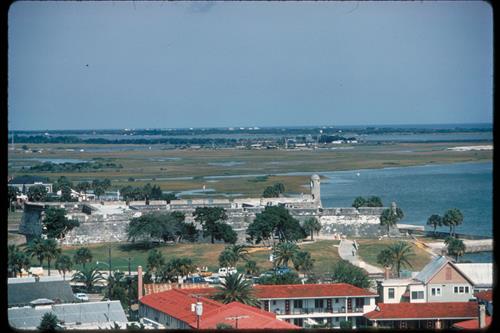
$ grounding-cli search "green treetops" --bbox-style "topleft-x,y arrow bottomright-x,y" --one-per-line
193,207 -> 236,244
442,208 -> 464,237
27,185 -> 48,202
379,205 -> 404,235
352,196 -> 383,209
246,206 -> 306,245
330,260 -> 371,289
42,207 -> 80,240
262,183 -> 285,198
445,237 -> 466,262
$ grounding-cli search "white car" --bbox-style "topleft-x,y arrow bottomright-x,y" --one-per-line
218,267 -> 237,277
75,293 -> 89,302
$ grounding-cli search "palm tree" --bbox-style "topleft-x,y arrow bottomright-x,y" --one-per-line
387,242 -> 414,278
376,248 -> 394,275
72,266 -> 105,293
214,273 -> 258,306
292,251 -> 315,277
445,237 -> 466,262
25,238 -> 45,267
41,238 -> 61,276
244,260 -> 259,276
55,254 -> 73,280
442,209 -> 464,237
427,214 -> 443,237
168,258 -> 195,282
219,245 -> 249,268
303,217 -> 322,241
146,249 -> 165,282
273,242 -> 299,268
8,245 -> 31,277
73,247 -> 93,269
380,205 -> 404,235
38,312 -> 60,330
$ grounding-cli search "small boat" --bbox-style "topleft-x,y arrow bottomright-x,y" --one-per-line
356,172 -> 360,176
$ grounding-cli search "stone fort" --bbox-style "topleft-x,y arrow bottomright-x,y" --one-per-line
20,175 -> 387,245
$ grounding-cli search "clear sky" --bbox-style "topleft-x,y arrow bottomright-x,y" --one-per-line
8,1 -> 493,130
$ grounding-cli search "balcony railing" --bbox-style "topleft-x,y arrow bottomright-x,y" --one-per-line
280,307 -> 365,315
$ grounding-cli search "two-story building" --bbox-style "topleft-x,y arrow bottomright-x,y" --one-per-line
377,256 -> 476,304
252,283 -> 378,328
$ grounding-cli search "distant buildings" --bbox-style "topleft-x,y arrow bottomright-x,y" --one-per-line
8,175 -> 53,193
8,276 -> 76,307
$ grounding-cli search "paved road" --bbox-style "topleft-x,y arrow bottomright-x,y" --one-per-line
338,239 -> 383,275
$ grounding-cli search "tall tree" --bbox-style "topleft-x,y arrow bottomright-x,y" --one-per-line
8,245 -> 31,277
218,245 -> 249,268
41,238 -> 61,276
330,260 -> 371,289
27,185 -> 48,202
193,207 -> 228,244
303,217 -> 322,241
147,249 -> 165,282
273,242 -> 300,268
73,247 -> 93,269
386,241 -> 414,278
42,207 -> 80,240
244,260 -> 260,276
71,266 -> 105,293
379,205 -> 404,235
376,249 -> 394,272
25,238 -> 46,267
75,181 -> 91,196
214,273 -> 258,306
442,208 -> 464,237
427,214 -> 443,237
292,251 -> 315,277
247,206 -> 306,245
445,237 -> 466,262
55,254 -> 73,280
366,196 -> 383,207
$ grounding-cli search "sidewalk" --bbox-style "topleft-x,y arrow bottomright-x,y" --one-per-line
338,239 -> 383,275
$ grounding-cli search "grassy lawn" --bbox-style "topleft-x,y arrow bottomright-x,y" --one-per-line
356,239 -> 432,272
54,240 -> 341,275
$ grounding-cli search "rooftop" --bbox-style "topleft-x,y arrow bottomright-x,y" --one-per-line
454,263 -> 493,287
364,302 -> 479,321
453,316 -> 492,329
8,300 -> 127,329
474,290 -> 493,302
8,279 -> 76,307
253,283 -> 378,299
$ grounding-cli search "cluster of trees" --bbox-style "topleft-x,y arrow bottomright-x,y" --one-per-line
329,260 -> 371,289
426,208 -> 464,237
127,212 -> 198,246
145,249 -> 197,283
376,241 -> 415,278
120,183 -> 176,202
193,207 -> 237,244
379,205 -> 404,234
262,183 -> 285,198
246,206 -> 307,245
28,160 -> 122,173
445,237 -> 466,262
352,196 -> 383,209
272,242 -> 315,277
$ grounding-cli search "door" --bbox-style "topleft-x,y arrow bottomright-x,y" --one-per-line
347,298 -> 352,312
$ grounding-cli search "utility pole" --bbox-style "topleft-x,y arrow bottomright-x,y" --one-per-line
225,315 -> 249,329
128,257 -> 132,318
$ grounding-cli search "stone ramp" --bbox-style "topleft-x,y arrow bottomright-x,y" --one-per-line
338,239 -> 383,275
423,239 -> 493,254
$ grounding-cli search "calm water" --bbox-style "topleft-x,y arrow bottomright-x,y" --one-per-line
320,162 -> 493,237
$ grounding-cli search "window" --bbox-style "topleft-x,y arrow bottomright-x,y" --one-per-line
465,286 -> 470,293
388,288 -> 395,299
335,298 -> 339,303
315,299 -> 324,308
272,300 -> 276,305
431,287 -> 441,296
454,286 -> 459,293
411,291 -> 424,299
459,286 -> 464,293
293,300 -> 303,309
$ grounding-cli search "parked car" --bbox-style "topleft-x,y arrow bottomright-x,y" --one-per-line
185,276 -> 206,284
275,266 -> 291,275
204,276 -> 221,284
218,267 -> 237,277
74,293 -> 89,302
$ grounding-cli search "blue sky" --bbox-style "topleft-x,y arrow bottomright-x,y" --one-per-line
8,1 -> 493,130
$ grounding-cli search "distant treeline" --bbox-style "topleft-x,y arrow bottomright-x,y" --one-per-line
27,160 -> 122,172
11,135 -> 239,145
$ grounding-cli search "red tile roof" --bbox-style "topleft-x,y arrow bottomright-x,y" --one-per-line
453,316 -> 492,329
139,289 -> 223,323
365,302 -> 479,321
187,302 -> 300,329
253,283 -> 377,299
474,290 -> 493,302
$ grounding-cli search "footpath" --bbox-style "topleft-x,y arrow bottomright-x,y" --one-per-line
337,239 -> 383,275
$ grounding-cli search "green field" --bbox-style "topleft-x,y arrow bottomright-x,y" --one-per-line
8,141 -> 492,197
48,240 -> 342,275
356,239 -> 432,271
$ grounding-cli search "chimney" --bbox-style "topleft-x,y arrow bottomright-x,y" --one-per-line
384,267 -> 391,279
479,304 -> 486,328
138,266 -> 143,300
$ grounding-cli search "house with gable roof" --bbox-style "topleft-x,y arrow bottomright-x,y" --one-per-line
377,256 -> 476,304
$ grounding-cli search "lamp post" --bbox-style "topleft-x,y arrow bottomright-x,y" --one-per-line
108,245 -> 112,278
